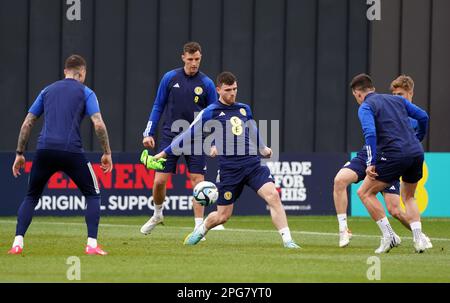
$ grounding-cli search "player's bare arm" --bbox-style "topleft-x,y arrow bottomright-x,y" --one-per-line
91,113 -> 113,173
12,113 -> 38,177
16,113 -> 38,154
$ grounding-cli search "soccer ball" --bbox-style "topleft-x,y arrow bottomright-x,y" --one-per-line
193,181 -> 219,207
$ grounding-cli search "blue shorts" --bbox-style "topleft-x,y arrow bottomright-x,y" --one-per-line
375,154 -> 424,184
27,149 -> 100,199
158,138 -> 206,175
343,156 -> 400,195
216,165 -> 274,206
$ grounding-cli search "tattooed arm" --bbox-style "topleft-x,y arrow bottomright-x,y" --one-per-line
90,113 -> 113,173
16,113 -> 38,153
12,113 -> 38,177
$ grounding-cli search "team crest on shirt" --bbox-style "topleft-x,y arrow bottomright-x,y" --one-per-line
194,86 -> 203,95
239,108 -> 247,116
224,191 -> 232,200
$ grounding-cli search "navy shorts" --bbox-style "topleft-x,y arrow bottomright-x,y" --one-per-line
27,149 -> 100,199
216,164 -> 274,206
158,137 -> 206,175
343,156 -> 400,195
375,154 -> 424,184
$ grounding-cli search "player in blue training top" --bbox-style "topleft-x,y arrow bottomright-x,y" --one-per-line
140,42 -> 223,236
8,55 -> 112,256
334,75 -> 432,249
350,73 -> 429,254
151,71 -> 300,249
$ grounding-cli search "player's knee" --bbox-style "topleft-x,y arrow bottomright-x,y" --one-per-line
265,189 -> 281,205
357,187 -> 368,202
402,192 -> 415,202
189,175 -> 203,186
334,175 -> 348,192
153,178 -> 168,188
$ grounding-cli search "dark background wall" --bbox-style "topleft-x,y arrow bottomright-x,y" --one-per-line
1,0 -> 448,153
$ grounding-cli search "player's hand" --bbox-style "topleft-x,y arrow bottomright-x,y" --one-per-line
12,154 -> 26,178
209,146 -> 218,158
366,165 -> 378,180
101,153 -> 113,173
143,136 -> 155,149
154,151 -> 167,161
260,147 -> 272,158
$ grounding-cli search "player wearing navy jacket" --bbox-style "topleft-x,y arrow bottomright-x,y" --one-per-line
140,42 -> 223,236
9,55 -> 112,256
350,74 -> 429,254
334,75 -> 432,249
152,72 -> 300,249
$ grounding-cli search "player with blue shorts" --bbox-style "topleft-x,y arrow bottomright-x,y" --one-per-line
334,75 -> 432,249
9,55 -> 113,255
140,42 -> 222,236
350,73 -> 429,254
150,71 -> 300,249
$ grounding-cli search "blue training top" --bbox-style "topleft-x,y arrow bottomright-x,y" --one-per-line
358,92 -> 429,166
142,68 -> 217,140
164,101 -> 266,170
28,78 -> 100,153
355,116 -> 421,163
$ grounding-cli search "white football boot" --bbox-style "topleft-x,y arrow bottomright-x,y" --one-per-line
339,229 -> 353,248
374,233 -> 401,254
422,233 -> 433,249
140,215 -> 164,235
414,236 -> 429,253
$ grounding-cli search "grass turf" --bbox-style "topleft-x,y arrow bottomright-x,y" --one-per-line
0,216 -> 449,282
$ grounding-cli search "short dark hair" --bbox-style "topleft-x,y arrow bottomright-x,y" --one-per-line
64,54 -> 87,70
350,73 -> 374,91
216,72 -> 237,87
183,42 -> 202,54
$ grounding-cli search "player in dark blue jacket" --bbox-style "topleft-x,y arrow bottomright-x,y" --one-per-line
350,73 -> 429,254
140,42 -> 221,236
334,75 -> 431,249
9,55 -> 112,255
151,72 -> 300,249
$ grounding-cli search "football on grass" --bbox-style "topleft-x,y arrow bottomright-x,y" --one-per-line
193,181 -> 219,206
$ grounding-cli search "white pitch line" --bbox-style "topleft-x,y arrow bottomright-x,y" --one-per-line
1,219 -> 450,242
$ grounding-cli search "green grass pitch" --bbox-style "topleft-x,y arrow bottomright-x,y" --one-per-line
0,216 -> 449,282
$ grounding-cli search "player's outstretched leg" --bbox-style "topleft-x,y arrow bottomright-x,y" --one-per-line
8,196 -> 39,255
84,195 -> 107,256
401,181 -> 429,253
140,172 -> 169,235
257,182 -> 300,249
384,193 -> 431,249
9,152 -> 55,255
333,168 -> 357,247
357,178 -> 401,253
